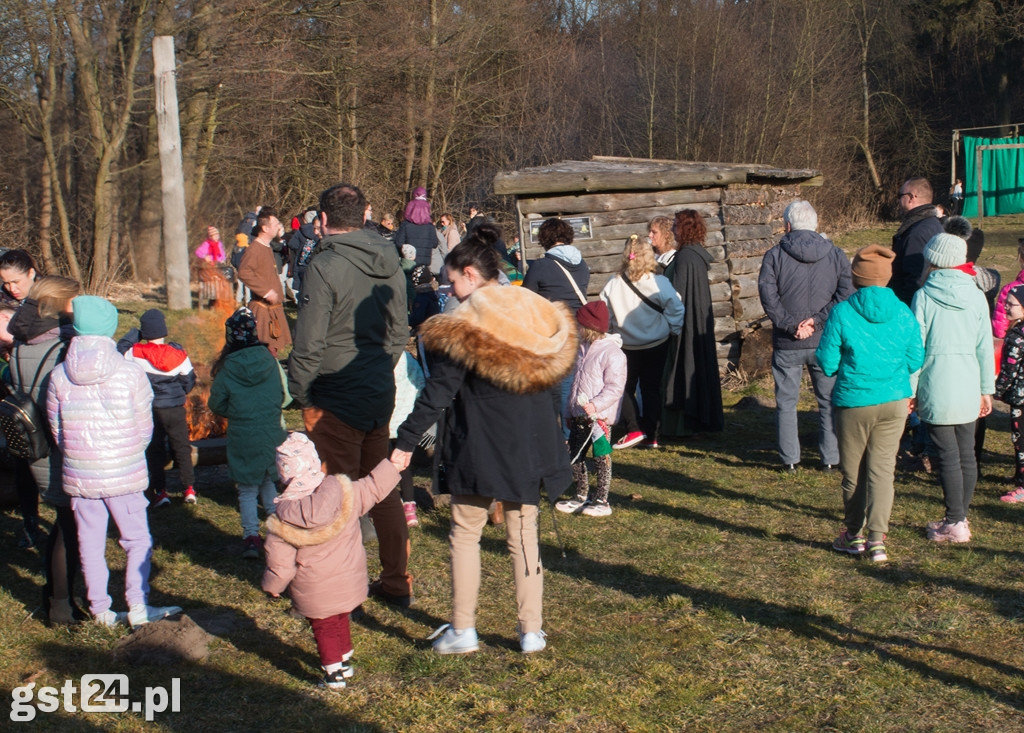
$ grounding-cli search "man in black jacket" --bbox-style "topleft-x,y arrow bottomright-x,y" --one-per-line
891,177 -> 944,305
758,200 -> 853,472
288,182 -> 413,606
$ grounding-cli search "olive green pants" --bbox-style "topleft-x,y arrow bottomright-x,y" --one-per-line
834,399 -> 908,541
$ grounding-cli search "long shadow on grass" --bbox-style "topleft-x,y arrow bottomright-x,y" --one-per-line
19,638 -> 383,731
613,462 -> 838,524
546,551 -> 1024,707
853,563 -> 1024,620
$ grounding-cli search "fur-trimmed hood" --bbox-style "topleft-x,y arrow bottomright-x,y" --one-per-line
265,474 -> 355,548
418,284 -> 577,393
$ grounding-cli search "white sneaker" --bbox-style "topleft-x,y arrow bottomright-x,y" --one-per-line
582,502 -> 612,517
127,603 -> 182,629
555,499 -> 587,514
520,630 -> 547,654
93,609 -> 127,627
428,624 -> 479,655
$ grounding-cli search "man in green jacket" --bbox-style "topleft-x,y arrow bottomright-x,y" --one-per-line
288,182 -> 412,604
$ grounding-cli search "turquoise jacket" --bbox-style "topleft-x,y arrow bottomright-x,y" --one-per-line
910,269 -> 995,425
816,286 -> 923,408
208,345 -> 290,486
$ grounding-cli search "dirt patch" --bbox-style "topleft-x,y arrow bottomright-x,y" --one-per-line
113,615 -> 215,665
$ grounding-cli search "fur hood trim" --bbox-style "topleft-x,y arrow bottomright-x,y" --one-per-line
265,474 -> 355,548
419,285 -> 577,393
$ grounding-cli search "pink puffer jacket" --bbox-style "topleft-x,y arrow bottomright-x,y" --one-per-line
46,335 -> 154,499
565,334 -> 628,424
263,460 -> 401,619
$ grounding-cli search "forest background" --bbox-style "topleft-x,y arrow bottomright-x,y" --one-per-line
0,0 -> 1020,290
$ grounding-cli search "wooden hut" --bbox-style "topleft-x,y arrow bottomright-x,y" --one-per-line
493,156 -> 822,371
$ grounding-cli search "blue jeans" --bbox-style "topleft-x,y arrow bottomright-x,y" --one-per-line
771,348 -> 839,465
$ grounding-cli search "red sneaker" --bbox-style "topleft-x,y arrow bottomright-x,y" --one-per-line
613,432 -> 645,450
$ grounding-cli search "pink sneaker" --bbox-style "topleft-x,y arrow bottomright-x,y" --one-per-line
1000,487 -> 1024,503
403,501 -> 419,527
927,519 -> 971,543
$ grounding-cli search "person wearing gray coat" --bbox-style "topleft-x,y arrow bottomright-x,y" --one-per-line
758,201 -> 854,472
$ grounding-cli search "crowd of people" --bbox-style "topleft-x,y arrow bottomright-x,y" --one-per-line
759,181 -> 1004,564
6,174 -> 1021,692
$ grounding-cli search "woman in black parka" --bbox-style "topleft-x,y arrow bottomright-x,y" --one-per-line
391,225 -> 575,656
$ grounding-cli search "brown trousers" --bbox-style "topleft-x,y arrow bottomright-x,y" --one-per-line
305,409 -> 412,597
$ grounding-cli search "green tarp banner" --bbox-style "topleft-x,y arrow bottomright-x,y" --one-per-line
962,135 -> 1024,217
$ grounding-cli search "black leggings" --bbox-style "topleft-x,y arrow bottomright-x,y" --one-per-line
619,341 -> 670,439
44,505 -> 81,602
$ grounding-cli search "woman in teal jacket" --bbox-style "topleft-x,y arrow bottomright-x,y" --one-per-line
817,246 -> 923,562
911,233 -> 994,544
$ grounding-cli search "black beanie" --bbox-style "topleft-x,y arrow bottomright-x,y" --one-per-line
139,309 -> 168,341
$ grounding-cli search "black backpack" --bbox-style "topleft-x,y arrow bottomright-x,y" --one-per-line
0,340 -> 65,462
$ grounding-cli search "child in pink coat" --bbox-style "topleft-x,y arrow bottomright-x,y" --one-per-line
262,433 -> 401,690
556,301 -> 627,517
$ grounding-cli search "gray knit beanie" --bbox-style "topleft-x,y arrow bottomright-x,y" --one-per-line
923,232 -> 967,269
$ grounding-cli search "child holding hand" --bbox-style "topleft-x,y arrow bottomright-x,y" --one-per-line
262,433 -> 402,690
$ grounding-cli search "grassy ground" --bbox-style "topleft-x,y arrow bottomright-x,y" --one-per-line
2,380 -> 1024,731
2,217 -> 1024,730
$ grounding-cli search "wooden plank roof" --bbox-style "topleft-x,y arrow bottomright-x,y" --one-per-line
493,157 -> 821,195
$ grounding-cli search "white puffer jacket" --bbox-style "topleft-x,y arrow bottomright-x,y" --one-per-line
46,335 -> 154,499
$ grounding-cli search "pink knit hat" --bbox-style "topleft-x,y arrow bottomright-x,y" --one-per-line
274,433 -> 325,503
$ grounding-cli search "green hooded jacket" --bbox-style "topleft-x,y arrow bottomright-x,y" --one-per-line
287,227 -> 408,431
208,345 -> 289,485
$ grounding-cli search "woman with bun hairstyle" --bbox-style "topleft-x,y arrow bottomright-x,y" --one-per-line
391,222 -> 575,655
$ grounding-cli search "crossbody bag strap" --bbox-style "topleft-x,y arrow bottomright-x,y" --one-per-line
622,275 -> 664,314
22,340 -> 66,396
552,259 -> 587,305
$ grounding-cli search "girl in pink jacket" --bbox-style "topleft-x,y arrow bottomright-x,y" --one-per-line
263,432 -> 401,690
46,296 -> 181,628
556,301 -> 627,517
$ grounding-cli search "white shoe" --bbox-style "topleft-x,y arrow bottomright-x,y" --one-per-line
520,630 -> 547,654
555,499 -> 587,514
93,609 -> 127,627
429,624 -> 479,655
127,603 -> 182,629
582,502 -> 612,517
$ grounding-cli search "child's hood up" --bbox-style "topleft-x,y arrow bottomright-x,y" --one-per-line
61,335 -> 124,386
222,345 -> 281,387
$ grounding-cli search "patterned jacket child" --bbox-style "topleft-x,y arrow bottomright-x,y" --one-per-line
996,318 -> 1024,407
995,285 -> 1024,502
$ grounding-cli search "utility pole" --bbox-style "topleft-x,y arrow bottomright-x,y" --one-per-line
153,35 -> 191,309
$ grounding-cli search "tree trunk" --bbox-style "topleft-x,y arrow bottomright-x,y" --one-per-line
134,112 -> 164,282
37,153 -> 56,274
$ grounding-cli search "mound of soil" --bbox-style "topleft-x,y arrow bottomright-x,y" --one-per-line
112,615 -> 215,665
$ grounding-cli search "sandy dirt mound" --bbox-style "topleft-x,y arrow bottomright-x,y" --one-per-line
113,615 -> 215,665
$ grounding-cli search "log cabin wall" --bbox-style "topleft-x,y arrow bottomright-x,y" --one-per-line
495,159 -> 820,374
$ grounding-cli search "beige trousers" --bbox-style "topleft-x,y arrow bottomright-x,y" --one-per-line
449,494 -> 543,634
